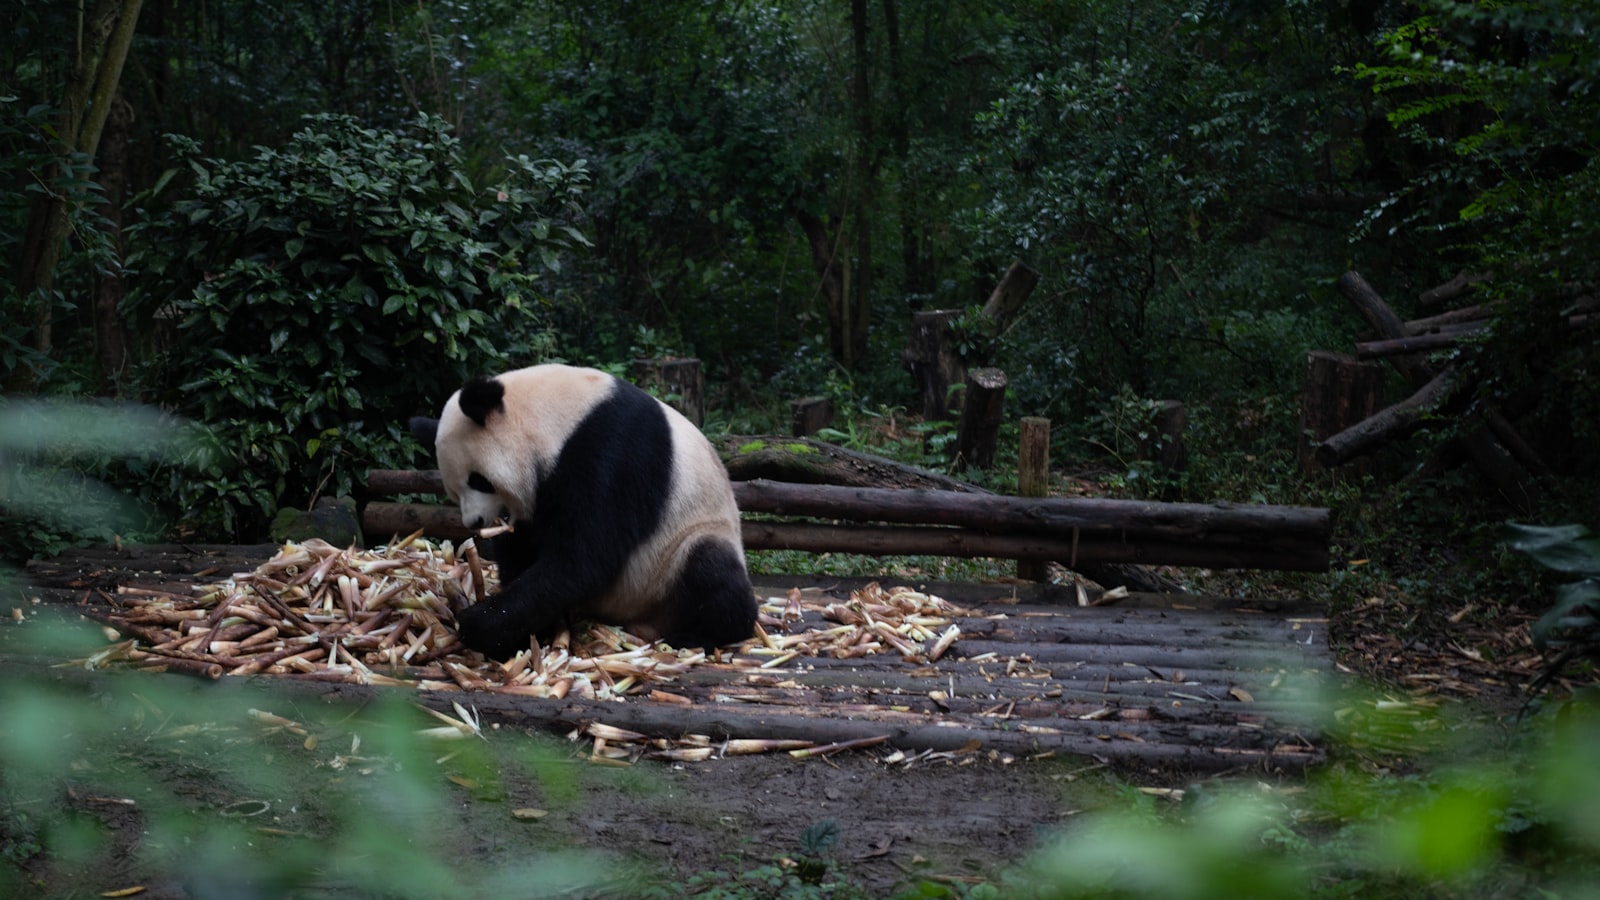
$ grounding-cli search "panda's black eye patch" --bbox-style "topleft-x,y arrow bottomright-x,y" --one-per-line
466,472 -> 496,494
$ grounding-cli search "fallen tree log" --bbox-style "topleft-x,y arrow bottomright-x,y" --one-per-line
1356,324 -> 1484,359
1418,271 -> 1491,309
1313,368 -> 1460,467
716,436 -> 985,492
1403,303 -> 1495,335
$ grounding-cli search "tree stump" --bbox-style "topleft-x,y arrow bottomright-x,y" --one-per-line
953,368 -> 1008,472
633,357 -> 704,426
1136,400 -> 1187,473
1298,351 -> 1387,473
903,309 -> 966,422
790,396 -> 835,437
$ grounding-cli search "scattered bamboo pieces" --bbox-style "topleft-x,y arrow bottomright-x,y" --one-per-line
69,534 -> 709,702
68,541 -> 979,724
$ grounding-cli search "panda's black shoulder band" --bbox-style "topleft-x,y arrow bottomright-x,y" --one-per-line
458,376 -> 506,427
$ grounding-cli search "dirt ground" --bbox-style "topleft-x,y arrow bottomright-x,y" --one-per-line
1,660 -> 1124,899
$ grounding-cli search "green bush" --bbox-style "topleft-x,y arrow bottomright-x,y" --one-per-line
124,113 -> 589,539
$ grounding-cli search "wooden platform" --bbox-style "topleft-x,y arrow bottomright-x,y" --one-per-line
12,543 -> 1334,773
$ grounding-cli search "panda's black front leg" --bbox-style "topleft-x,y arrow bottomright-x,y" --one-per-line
455,525 -> 614,660
454,591 -> 563,659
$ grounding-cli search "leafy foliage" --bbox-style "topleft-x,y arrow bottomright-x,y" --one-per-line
124,113 -> 589,538
1354,0 -> 1600,478
960,2 -> 1367,442
1504,522 -> 1600,692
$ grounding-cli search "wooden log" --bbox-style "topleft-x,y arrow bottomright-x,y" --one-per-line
789,396 -> 834,437
633,357 -> 704,426
1016,417 -> 1051,582
904,309 -> 966,421
1313,368 -> 1459,467
715,437 -> 985,492
364,482 -> 1330,571
977,260 -> 1041,356
364,501 -> 470,543
740,521 -> 1327,571
1298,351 -> 1387,473
1417,271 -> 1490,309
367,469 -> 447,495
421,690 -> 1317,772
952,367 -> 1008,472
1338,271 -> 1429,383
1485,409 -> 1553,478
1356,324 -> 1484,359
1404,303 -> 1494,335
731,480 -> 1329,546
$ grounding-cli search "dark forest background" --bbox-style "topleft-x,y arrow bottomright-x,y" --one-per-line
3,0 -> 1597,552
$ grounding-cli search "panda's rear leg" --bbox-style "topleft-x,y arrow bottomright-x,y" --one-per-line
658,538 -> 758,651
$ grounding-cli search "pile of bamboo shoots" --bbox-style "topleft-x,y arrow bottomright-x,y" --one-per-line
73,534 -> 973,699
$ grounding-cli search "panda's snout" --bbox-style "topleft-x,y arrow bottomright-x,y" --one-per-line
464,505 -> 511,530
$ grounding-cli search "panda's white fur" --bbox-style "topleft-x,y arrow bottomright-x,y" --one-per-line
412,364 -> 755,657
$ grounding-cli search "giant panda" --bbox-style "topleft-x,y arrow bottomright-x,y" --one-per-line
408,364 -> 757,659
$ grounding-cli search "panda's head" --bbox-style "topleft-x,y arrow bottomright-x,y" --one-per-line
409,375 -> 534,530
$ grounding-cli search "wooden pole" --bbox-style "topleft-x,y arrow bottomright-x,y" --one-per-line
1016,416 -> 1051,581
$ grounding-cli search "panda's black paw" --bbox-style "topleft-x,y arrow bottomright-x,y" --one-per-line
454,602 -> 531,661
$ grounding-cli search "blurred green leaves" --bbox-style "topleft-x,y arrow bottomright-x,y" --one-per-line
0,400 -> 199,568
0,634 -> 601,898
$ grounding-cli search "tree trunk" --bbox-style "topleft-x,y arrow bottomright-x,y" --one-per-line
789,397 -> 834,437
15,0 -> 145,379
846,0 -> 874,371
94,95 -> 135,389
1314,368 -> 1460,467
1417,271 -> 1490,309
1137,400 -> 1187,473
1356,324 -> 1483,359
794,208 -> 851,368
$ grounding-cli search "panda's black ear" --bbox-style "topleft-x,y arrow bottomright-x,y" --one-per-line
408,416 -> 439,450
458,376 -> 505,427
